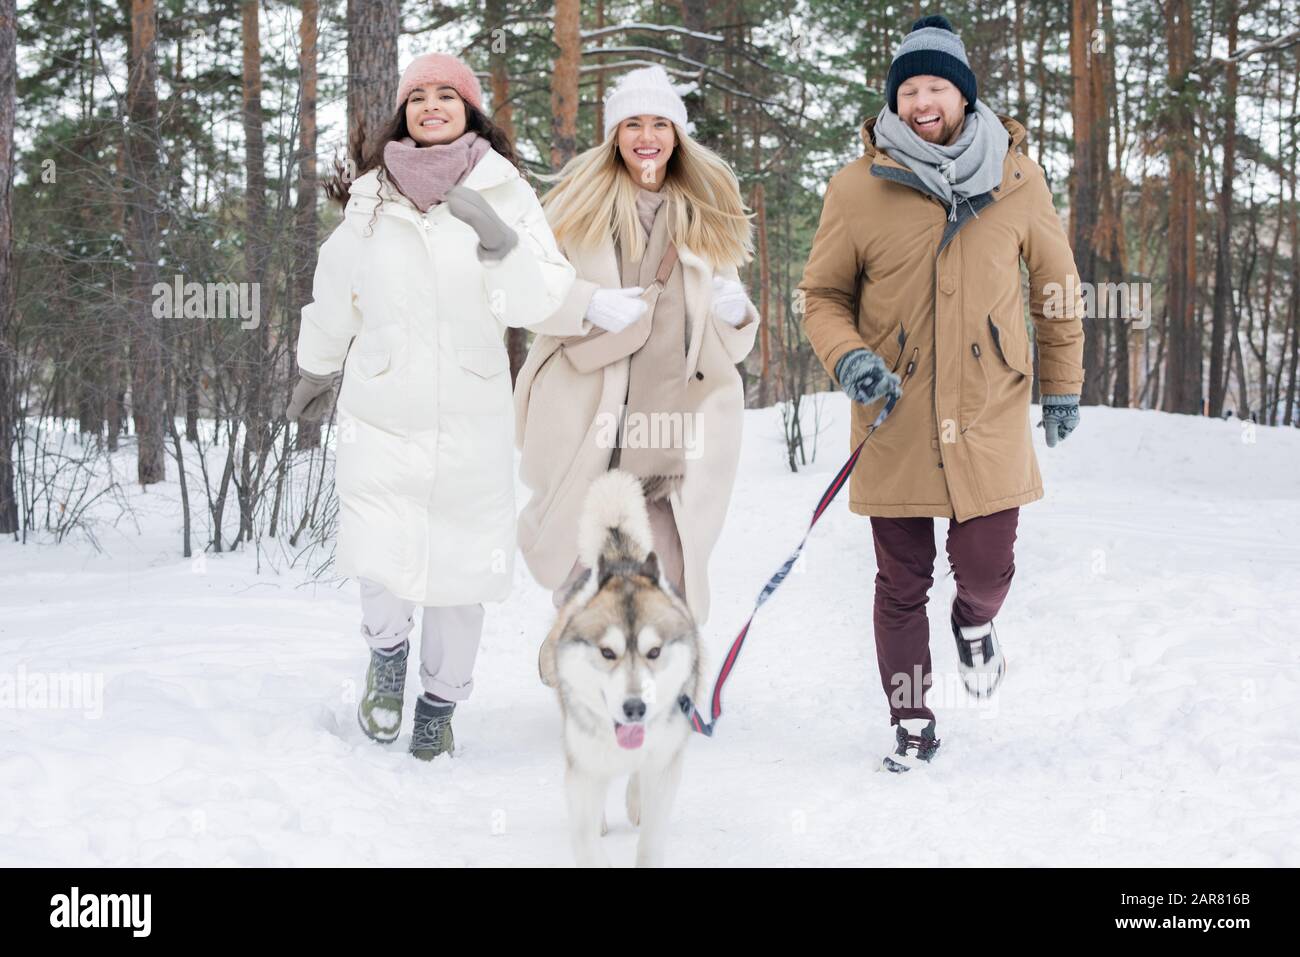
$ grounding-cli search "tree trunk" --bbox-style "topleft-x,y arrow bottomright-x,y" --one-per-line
241,0 -> 267,417
1099,0 -> 1129,407
486,0 -> 514,142
1162,0 -> 1200,414
759,179 -> 764,408
1034,12 -> 1048,167
184,332 -> 199,442
674,0 -> 712,142
294,0 -> 321,450
551,0 -> 580,170
485,0 -> 528,383
126,0 -> 166,484
1208,0 -> 1239,417
238,0 -> 267,542
593,0 -> 606,140
1287,77 -> 1300,427
346,0 -> 399,159
1014,0 -> 1027,121
0,0 -> 16,531
754,182 -> 770,407
1069,0 -> 1106,405
105,145 -> 127,452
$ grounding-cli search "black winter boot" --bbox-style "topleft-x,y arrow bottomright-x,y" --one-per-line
410,694 -> 455,760
880,718 -> 941,772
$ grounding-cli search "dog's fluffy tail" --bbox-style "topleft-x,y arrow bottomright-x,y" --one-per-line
577,470 -> 653,571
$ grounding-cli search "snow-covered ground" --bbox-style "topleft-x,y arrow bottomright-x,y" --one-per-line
2,397 -> 1298,866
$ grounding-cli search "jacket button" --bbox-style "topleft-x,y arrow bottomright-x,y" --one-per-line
940,276 -> 956,294
695,371 -> 704,380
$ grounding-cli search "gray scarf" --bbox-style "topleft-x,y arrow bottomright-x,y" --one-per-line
872,101 -> 1008,220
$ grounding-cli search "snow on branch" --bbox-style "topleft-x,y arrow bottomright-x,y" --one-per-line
579,59 -> 698,79
581,22 -> 725,44
583,45 -> 740,84
1193,27 -> 1300,73
578,61 -> 791,112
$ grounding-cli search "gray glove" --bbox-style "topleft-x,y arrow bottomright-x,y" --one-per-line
834,348 -> 902,406
1040,393 -> 1080,448
445,185 -> 519,262
287,370 -> 340,422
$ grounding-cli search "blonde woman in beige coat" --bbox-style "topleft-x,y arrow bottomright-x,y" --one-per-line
514,66 -> 757,637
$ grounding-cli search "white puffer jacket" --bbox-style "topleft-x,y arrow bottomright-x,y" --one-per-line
297,149 -> 588,604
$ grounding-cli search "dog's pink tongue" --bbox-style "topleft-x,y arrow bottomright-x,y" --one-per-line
615,722 -> 645,750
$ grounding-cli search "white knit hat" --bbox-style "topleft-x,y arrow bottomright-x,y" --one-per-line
602,65 -> 691,140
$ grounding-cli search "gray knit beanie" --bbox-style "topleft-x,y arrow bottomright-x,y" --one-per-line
885,14 -> 977,115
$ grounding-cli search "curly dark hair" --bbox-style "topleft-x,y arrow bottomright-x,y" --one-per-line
323,96 -> 521,222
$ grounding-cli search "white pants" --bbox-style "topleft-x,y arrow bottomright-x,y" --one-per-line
359,578 -> 485,702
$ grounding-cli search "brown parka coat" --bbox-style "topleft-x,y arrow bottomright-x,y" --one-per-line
799,115 -> 1085,521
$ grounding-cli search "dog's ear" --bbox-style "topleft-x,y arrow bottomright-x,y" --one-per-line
561,566 -> 592,606
640,551 -> 660,582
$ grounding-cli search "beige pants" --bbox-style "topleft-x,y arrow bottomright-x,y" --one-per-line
359,578 -> 485,702
552,496 -> 686,609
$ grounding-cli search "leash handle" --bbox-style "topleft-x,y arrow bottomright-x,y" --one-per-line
682,353 -> 917,736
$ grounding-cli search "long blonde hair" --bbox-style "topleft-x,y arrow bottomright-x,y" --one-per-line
542,125 -> 754,270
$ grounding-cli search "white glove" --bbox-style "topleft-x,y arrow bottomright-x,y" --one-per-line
585,286 -> 647,334
711,276 -> 751,327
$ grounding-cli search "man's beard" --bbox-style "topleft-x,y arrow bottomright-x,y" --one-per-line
913,113 -> 964,146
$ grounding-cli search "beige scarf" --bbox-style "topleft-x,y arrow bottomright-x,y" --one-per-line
613,189 -> 688,500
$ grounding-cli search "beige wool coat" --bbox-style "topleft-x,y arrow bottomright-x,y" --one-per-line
514,215 -> 758,626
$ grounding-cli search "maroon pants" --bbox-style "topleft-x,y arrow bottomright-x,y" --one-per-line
869,507 -> 1019,725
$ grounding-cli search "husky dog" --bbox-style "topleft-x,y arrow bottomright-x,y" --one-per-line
541,470 -> 703,868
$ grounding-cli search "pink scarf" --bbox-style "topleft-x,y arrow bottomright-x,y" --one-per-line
382,132 -> 492,212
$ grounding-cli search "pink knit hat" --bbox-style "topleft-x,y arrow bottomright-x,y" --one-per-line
394,53 -> 483,113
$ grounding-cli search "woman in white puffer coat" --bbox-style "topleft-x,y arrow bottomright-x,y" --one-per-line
287,53 -> 586,760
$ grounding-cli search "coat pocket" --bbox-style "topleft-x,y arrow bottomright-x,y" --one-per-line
864,321 -> 908,372
457,346 -> 510,379
453,346 -> 512,416
987,315 -> 1033,377
889,323 -> 908,372
353,347 -> 391,380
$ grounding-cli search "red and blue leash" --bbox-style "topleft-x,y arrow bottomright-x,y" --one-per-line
678,357 -> 914,737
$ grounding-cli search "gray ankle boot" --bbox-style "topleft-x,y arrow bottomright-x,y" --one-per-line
410,694 -> 455,760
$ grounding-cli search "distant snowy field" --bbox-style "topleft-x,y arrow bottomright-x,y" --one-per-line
2,396 -> 1298,866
